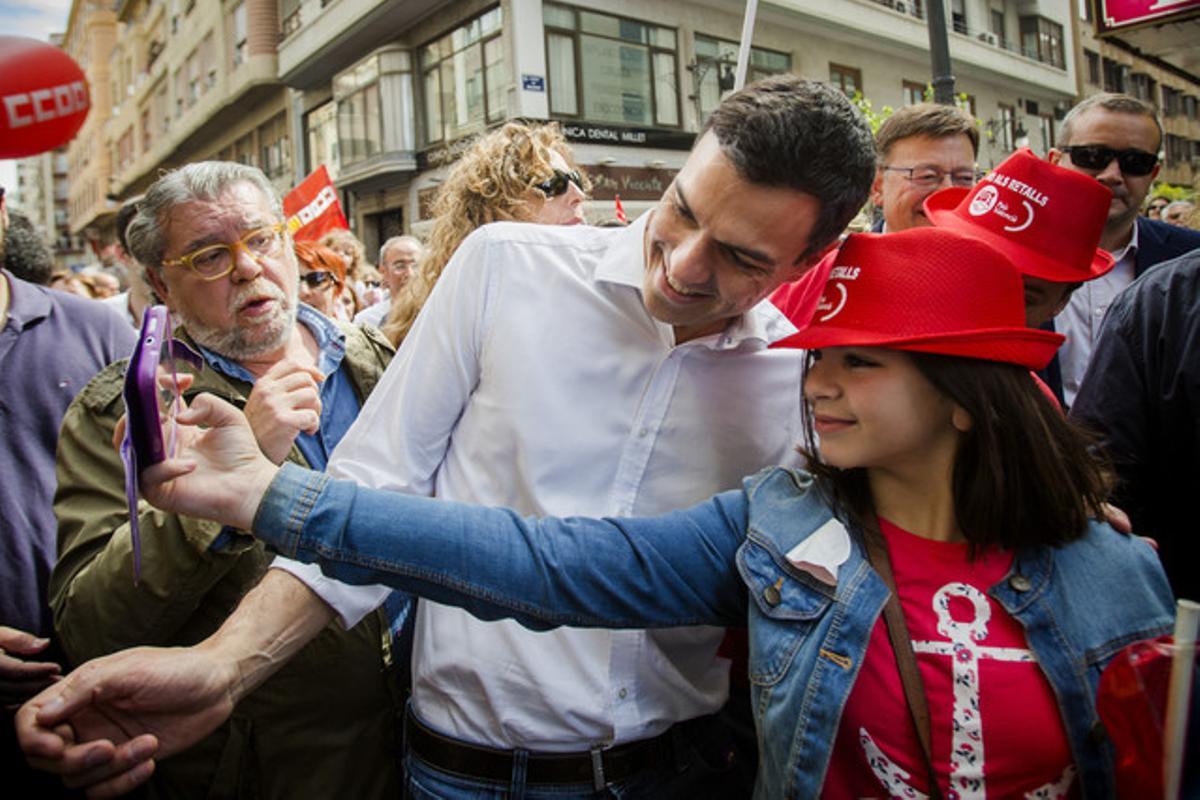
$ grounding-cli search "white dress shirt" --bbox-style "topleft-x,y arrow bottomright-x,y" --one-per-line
276,216 -> 806,751
1054,224 -> 1138,407
352,298 -> 391,329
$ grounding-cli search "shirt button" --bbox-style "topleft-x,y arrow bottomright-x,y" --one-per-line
764,582 -> 782,607
1008,574 -> 1032,592
618,688 -> 628,699
638,427 -> 649,438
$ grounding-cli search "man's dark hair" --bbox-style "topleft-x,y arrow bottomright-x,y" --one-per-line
3,210 -> 55,285
802,352 -> 1111,554
115,199 -> 140,254
701,75 -> 875,261
875,102 -> 980,160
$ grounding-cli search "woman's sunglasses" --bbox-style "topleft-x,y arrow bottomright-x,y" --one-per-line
1059,145 -> 1158,176
533,169 -> 584,198
300,271 -> 338,289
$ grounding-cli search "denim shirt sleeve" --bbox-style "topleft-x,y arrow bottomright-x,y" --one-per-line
255,463 -> 750,630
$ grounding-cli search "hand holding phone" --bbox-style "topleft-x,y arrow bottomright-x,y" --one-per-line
119,306 -> 202,582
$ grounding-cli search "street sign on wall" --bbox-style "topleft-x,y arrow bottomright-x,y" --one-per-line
1093,0 -> 1200,34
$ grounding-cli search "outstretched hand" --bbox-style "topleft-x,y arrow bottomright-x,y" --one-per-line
17,645 -> 239,798
0,626 -> 61,707
138,392 -> 280,531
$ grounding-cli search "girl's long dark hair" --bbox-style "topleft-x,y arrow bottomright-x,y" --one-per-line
801,352 -> 1113,553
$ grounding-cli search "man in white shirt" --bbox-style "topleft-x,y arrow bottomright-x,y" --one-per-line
18,76 -> 876,799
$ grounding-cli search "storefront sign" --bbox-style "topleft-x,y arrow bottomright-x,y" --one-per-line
585,165 -> 677,201
561,123 -> 694,151
1093,0 -> 1200,32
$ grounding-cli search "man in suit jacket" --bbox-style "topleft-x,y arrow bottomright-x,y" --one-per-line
1044,93 -> 1200,407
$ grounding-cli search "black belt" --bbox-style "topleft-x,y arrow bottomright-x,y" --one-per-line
405,707 -> 680,789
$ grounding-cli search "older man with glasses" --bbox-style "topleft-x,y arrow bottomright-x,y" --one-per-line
1045,93 -> 1200,407
44,162 -> 406,798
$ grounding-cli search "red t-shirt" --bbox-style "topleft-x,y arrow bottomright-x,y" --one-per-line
821,519 -> 1079,799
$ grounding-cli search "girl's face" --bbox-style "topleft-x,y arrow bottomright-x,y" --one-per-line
804,347 -> 968,475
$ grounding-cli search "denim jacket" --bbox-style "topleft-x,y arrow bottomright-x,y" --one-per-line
258,463 -> 1176,799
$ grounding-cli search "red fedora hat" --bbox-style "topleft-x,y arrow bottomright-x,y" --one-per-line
923,148 -> 1115,283
790,228 -> 1064,370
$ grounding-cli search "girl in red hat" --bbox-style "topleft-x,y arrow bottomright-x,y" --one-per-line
58,228 -> 1174,799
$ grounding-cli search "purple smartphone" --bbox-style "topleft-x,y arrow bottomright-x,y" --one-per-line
121,305 -> 201,581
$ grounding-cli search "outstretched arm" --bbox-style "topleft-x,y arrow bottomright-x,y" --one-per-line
143,393 -> 750,629
18,569 -> 335,797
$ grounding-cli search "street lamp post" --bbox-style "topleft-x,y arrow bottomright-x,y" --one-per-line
924,0 -> 957,104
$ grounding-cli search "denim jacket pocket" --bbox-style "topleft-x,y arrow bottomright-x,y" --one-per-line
739,535 -> 834,686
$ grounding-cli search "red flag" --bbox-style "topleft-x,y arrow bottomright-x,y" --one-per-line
614,193 -> 628,224
283,166 -> 348,242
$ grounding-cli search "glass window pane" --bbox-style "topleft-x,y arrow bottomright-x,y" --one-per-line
424,68 -> 442,142
651,27 -> 676,49
485,36 -> 507,122
480,7 -> 502,36
580,34 -> 651,124
547,33 -> 577,115
544,3 -> 575,30
447,42 -> 484,139
654,51 -> 678,126
580,12 -> 621,39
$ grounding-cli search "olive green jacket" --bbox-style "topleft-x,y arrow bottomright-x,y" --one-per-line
51,321 -> 402,800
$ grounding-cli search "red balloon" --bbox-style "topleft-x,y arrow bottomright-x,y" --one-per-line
0,36 -> 91,158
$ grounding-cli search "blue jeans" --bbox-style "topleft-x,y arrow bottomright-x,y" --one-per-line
402,714 -> 752,800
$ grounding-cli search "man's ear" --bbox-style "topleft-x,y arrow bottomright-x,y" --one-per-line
869,167 -> 885,208
143,267 -> 172,309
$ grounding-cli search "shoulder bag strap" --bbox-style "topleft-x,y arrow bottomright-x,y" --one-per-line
861,516 -> 944,800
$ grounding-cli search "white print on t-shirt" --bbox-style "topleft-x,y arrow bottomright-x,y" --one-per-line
860,582 -> 1075,799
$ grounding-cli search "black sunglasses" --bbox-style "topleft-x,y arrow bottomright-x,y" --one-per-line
534,169 -> 583,198
299,271 -> 338,288
1059,145 -> 1158,176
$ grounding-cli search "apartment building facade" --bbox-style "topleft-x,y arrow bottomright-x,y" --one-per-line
1075,3 -> 1200,188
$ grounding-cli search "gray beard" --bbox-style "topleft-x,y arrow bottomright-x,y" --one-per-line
178,282 -> 298,360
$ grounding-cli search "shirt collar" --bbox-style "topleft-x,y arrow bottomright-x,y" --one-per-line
196,303 -> 346,385
1109,220 -> 1140,264
591,213 -> 798,349
1,269 -> 52,332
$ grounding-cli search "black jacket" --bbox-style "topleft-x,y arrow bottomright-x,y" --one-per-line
1070,249 -> 1200,602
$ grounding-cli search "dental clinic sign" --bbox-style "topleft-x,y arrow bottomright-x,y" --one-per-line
1093,0 -> 1200,33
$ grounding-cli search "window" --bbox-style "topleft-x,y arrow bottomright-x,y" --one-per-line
693,34 -> 790,119
200,32 -> 216,90
154,82 -> 169,136
1037,113 -> 1054,154
1102,58 -> 1128,93
280,0 -> 301,38
997,103 -> 1015,151
902,80 -> 926,106
1162,86 -> 1182,117
338,64 -> 382,164
258,112 -> 290,182
543,4 -> 679,128
1084,49 -> 1100,85
1185,95 -> 1198,121
173,67 -> 185,117
306,100 -> 339,180
117,127 -> 135,171
1130,73 -> 1156,103
420,7 -> 507,144
950,0 -> 967,34
233,131 -> 255,167
829,63 -> 862,97
140,107 -> 152,152
1018,16 -> 1064,69
185,47 -> 201,106
990,10 -> 1006,48
232,2 -> 248,66
1165,134 -> 1188,166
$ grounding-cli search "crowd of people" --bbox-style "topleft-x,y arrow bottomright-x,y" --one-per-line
1,78 -> 1198,800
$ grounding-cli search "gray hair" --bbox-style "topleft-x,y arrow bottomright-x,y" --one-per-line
1164,200 -> 1195,215
379,234 -> 424,264
1059,93 -> 1163,153
126,161 -> 283,270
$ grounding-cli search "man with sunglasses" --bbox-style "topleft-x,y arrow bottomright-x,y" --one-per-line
44,162 -> 406,797
1,184 -> 136,798
1045,93 -> 1200,407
